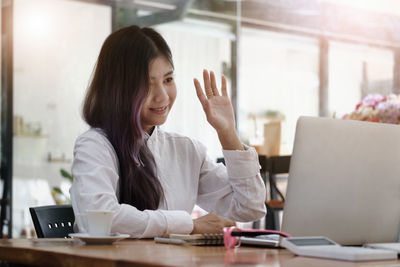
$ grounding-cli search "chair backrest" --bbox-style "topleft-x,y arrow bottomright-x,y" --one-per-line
29,205 -> 75,238
268,155 -> 291,175
267,155 -> 291,201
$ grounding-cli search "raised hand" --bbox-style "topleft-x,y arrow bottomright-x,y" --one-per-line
194,70 -> 244,150
194,70 -> 235,134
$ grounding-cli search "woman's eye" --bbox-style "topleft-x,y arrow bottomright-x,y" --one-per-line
165,77 -> 173,83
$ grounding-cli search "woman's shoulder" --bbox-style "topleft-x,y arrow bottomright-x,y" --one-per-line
72,128 -> 120,176
75,128 -> 114,151
76,128 -> 107,141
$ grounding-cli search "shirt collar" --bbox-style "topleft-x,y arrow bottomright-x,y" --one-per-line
144,126 -> 158,142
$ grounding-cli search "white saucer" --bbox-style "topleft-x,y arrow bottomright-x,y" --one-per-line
68,233 -> 130,244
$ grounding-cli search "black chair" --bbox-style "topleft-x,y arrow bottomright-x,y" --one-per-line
29,205 -> 75,238
265,155 -> 291,230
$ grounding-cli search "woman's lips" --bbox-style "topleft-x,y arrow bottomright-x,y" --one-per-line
150,105 -> 168,114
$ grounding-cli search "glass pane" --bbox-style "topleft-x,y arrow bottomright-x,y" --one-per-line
239,28 -> 319,155
328,41 -> 394,118
156,19 -> 232,159
12,0 -> 111,237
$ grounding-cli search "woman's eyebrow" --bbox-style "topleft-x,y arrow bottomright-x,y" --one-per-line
149,70 -> 174,80
164,70 -> 174,76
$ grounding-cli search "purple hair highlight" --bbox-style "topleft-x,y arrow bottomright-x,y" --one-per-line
131,99 -> 145,167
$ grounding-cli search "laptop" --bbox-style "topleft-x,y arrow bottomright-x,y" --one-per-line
281,116 -> 400,245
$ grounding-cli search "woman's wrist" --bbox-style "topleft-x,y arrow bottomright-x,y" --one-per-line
217,128 -> 244,151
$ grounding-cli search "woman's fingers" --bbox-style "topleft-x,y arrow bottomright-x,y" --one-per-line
221,75 -> 228,97
195,70 -> 226,101
194,78 -> 207,105
210,71 -> 220,96
203,70 -> 213,98
223,218 -> 236,228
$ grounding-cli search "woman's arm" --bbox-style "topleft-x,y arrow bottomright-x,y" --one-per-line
193,70 -> 266,222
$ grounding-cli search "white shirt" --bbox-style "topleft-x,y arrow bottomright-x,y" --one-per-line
70,127 -> 266,238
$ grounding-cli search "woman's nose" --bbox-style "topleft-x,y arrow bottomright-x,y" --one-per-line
152,84 -> 169,103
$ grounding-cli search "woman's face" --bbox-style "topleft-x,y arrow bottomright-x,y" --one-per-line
141,56 -> 177,133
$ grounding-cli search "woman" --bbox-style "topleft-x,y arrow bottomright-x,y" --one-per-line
70,25 -> 266,238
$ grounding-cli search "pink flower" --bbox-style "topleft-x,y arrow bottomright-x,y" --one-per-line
344,94 -> 400,125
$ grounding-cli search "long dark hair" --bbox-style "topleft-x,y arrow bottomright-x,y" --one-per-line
83,26 -> 172,211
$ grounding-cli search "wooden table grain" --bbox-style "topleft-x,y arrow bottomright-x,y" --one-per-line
0,238 -> 399,267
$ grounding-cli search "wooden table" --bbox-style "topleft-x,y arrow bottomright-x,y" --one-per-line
0,238 -> 399,266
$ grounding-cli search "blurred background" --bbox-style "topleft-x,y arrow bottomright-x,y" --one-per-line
0,0 -> 399,237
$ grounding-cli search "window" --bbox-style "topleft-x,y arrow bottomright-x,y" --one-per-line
328,41 -> 394,118
239,27 -> 319,154
12,0 -> 111,237
156,19 -> 233,159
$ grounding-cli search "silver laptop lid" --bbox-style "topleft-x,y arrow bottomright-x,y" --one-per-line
281,116 -> 400,245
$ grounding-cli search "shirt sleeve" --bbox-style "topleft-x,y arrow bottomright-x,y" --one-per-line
196,142 -> 266,222
69,130 -> 193,238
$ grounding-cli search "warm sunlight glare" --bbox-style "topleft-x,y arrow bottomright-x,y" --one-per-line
320,0 -> 400,15
25,12 -> 51,39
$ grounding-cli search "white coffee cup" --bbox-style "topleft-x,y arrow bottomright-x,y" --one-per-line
85,210 -> 114,236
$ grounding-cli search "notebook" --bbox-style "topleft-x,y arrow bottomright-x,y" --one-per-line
154,233 -> 281,247
281,116 -> 400,245
155,233 -> 224,246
